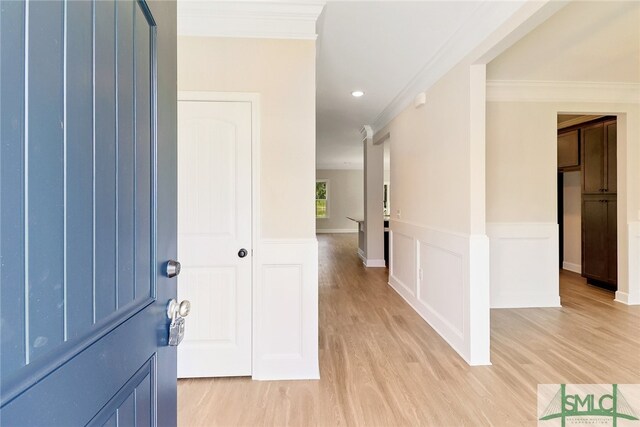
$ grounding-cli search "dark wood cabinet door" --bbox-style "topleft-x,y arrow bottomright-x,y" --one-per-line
582,197 -> 608,282
582,123 -> 605,193
558,130 -> 579,168
606,121 -> 617,193
607,198 -> 618,285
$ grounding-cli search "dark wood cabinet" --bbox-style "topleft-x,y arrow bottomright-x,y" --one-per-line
606,121 -> 617,193
582,123 -> 605,193
558,130 -> 579,169
582,196 -> 609,282
581,196 -> 617,288
580,119 -> 617,289
581,120 -> 616,194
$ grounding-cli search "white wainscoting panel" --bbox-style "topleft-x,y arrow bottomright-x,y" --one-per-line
616,222 -> 640,305
388,220 -> 490,366
487,223 -> 561,308
390,230 -> 416,295
261,265 -> 303,356
254,239 -> 319,380
419,241 -> 464,338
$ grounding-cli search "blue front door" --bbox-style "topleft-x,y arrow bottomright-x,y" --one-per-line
0,0 -> 177,425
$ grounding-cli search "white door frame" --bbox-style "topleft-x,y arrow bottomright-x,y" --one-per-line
177,91 -> 261,377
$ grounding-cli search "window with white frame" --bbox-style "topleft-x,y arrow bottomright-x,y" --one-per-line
316,180 -> 329,218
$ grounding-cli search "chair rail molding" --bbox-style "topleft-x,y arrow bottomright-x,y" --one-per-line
178,1 -> 325,40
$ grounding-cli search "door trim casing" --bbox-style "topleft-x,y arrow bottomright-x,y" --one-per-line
176,91 -> 260,377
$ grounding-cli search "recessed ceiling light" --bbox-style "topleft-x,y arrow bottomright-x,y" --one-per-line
351,90 -> 364,98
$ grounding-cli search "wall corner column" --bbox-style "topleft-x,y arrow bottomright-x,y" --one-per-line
362,125 -> 385,267
467,64 -> 491,365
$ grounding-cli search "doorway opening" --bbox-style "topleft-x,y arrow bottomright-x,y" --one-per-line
557,114 -> 618,298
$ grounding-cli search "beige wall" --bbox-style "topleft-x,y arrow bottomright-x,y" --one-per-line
178,36 -> 316,239
563,171 -> 581,270
380,61 -> 474,234
315,169 -> 363,232
486,102 -> 557,223
489,1 -> 640,83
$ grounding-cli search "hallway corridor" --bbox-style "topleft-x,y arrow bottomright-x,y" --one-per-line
178,233 -> 640,426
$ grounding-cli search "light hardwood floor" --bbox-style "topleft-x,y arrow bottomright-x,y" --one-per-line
178,233 -> 640,426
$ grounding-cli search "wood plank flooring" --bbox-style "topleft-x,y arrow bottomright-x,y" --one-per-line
178,233 -> 639,426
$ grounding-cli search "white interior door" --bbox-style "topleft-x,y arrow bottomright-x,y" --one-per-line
177,100 -> 252,378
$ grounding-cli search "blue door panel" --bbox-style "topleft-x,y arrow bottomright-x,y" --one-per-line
1,0 -> 176,425
134,8 -> 152,301
116,392 -> 136,427
89,357 -> 154,427
0,0 -> 26,375
135,365 -> 153,427
27,0 -> 66,362
66,0 -> 95,341
104,413 -> 117,427
94,0 -> 118,322
1,304 -> 157,425
117,0 -> 136,309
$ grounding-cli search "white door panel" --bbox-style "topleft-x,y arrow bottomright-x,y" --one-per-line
177,101 -> 252,378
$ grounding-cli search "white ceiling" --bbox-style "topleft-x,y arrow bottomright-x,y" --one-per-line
315,1 -> 525,170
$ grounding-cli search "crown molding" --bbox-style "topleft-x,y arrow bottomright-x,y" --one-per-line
360,125 -> 373,142
178,1 -> 325,40
486,80 -> 640,104
368,1 -> 574,134
369,1 -> 494,133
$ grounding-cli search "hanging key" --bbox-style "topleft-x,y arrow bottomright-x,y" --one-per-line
167,299 -> 190,346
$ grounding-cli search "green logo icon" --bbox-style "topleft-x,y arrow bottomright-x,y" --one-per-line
539,384 -> 639,427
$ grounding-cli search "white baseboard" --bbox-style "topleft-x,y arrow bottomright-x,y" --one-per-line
562,261 -> 581,274
491,292 -> 561,308
364,258 -> 386,268
615,291 -> 640,306
315,228 -> 358,234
